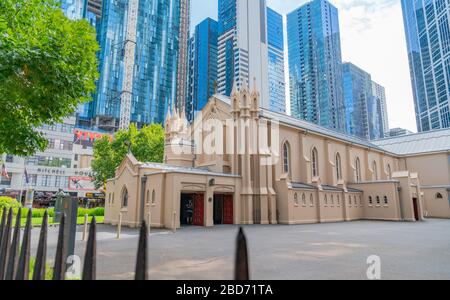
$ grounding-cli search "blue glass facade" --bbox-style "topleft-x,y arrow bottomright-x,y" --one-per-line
94,0 -> 181,129
60,0 -> 87,20
218,0 -> 237,97
218,0 -> 237,35
186,18 -> 218,122
287,0 -> 346,132
343,63 -> 371,140
343,63 -> 383,140
401,0 -> 450,132
60,0 -> 97,124
267,7 -> 286,114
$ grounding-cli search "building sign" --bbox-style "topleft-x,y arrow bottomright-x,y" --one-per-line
68,176 -> 96,191
74,129 -> 112,147
36,168 -> 93,177
37,168 -> 67,175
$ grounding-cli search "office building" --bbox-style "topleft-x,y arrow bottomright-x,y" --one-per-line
287,0 -> 346,132
372,81 -> 390,138
176,0 -> 191,111
0,117 -> 108,202
267,7 -> 286,114
217,0 -> 270,109
401,0 -> 450,132
86,0 -> 188,131
389,127 -> 414,137
186,18 -> 218,122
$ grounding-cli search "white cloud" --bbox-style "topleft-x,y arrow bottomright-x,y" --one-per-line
191,0 -> 418,132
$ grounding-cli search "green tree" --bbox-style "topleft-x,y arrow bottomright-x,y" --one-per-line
91,124 -> 165,189
0,0 -> 99,156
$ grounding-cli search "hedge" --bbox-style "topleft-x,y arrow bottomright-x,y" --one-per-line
17,207 -> 104,219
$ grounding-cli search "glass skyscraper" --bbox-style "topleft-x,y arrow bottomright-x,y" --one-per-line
342,63 -> 386,140
218,0 -> 237,97
287,0 -> 346,132
267,7 -> 286,114
343,63 -> 372,140
60,0 -> 87,20
92,0 -> 183,131
372,81 -> 390,138
59,0 -> 102,126
186,18 -> 218,122
401,0 -> 450,132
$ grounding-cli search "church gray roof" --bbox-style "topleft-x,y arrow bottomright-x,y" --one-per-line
259,108 -> 389,153
372,129 -> 450,155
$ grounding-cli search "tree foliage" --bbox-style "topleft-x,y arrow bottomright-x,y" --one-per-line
0,0 -> 99,156
91,124 -> 165,189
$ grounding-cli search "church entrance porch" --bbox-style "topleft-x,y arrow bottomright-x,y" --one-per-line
180,193 -> 205,226
213,194 -> 234,225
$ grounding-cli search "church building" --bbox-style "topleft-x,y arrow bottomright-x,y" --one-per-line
104,83 -> 450,229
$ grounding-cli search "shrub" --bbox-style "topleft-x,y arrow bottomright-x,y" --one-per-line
48,208 -> 55,217
91,207 -> 104,217
76,207 -> 105,217
31,209 -> 47,218
0,196 -> 21,215
78,208 -> 89,217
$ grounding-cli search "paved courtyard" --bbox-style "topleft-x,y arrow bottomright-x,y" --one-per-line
29,219 -> 450,280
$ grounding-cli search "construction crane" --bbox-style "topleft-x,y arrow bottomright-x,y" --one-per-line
119,0 -> 139,130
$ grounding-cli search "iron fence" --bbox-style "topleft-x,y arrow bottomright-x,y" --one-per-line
0,207 -> 249,280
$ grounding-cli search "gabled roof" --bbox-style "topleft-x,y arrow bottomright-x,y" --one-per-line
372,129 -> 450,155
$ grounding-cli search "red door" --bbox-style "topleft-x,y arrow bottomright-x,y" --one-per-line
223,195 -> 234,225
193,194 -> 204,226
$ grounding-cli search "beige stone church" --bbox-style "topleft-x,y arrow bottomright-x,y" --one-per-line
104,83 -> 450,229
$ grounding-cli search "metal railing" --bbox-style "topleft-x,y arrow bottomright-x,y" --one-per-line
0,207 -> 249,280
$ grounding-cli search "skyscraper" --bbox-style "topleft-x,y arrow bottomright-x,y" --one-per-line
372,81 -> 390,138
343,63 -> 386,140
342,63 -> 372,140
176,0 -> 191,111
59,0 -> 102,127
186,18 -> 218,122
287,0 -> 346,132
60,0 -> 86,20
401,0 -> 450,132
92,0 -> 186,131
217,0 -> 270,108
267,7 -> 286,114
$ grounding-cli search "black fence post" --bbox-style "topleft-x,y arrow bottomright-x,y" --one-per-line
82,217 -> 97,280
16,209 -> 32,280
5,208 -> 22,280
53,213 -> 66,280
33,210 -> 48,280
0,207 -> 6,247
234,227 -> 250,281
0,208 -> 13,280
135,221 -> 148,280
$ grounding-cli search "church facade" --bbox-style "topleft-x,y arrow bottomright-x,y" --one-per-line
104,84 -> 450,229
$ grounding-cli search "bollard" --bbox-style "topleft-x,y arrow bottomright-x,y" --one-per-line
116,213 -> 123,240
147,211 -> 151,236
82,214 -> 89,241
172,211 -> 177,234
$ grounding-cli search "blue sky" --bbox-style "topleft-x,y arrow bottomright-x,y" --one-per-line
191,0 -> 416,132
